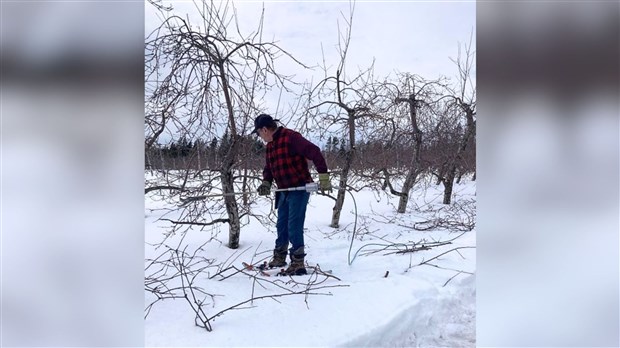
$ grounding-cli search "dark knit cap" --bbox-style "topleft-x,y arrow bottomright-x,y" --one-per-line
252,114 -> 279,134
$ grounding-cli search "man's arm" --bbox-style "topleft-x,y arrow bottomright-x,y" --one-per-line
263,161 -> 273,182
289,132 -> 328,173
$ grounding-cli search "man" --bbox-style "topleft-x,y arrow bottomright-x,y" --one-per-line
252,114 -> 332,275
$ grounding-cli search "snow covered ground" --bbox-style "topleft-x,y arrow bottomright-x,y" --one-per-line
144,173 -> 476,347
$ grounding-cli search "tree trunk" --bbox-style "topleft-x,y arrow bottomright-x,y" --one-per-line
330,113 -> 357,228
330,185 -> 347,228
396,95 -> 422,214
442,168 -> 456,204
330,151 -> 352,228
397,171 -> 415,213
396,130 -> 421,214
145,151 -> 152,172
241,167 -> 249,206
435,166 -> 444,185
197,145 -> 202,171
218,61 -> 243,248
221,169 -> 241,249
442,105 -> 475,204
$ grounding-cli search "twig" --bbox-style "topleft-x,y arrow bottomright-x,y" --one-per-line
417,246 -> 475,267
207,283 -> 348,322
442,271 -> 464,287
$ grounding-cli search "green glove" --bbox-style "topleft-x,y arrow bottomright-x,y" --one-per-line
318,173 -> 332,193
258,180 -> 272,196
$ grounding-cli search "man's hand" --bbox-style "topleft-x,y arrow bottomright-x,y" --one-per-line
318,173 -> 332,193
258,180 -> 272,196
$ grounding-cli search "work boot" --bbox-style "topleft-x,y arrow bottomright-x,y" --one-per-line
283,247 -> 307,276
268,246 -> 288,268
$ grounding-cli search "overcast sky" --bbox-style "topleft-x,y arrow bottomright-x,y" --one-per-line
146,1 -> 475,131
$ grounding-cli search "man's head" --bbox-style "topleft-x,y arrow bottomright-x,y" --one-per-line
252,114 -> 279,142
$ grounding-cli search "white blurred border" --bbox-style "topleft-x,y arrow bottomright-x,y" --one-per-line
1,1 -> 145,346
477,2 -> 619,346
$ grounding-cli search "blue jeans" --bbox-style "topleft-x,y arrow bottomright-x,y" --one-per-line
275,191 -> 310,253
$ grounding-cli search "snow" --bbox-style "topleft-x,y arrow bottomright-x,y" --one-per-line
144,173 -> 476,347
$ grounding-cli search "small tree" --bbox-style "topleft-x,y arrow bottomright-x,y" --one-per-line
435,39 -> 476,204
304,4 -> 391,228
392,79 -> 424,213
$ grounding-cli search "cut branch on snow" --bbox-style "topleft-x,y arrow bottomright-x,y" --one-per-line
145,185 -> 186,194
161,218 -> 230,226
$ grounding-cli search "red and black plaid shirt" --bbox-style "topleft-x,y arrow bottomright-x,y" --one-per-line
263,127 -> 328,189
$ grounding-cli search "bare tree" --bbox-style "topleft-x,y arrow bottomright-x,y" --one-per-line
391,83 -> 423,212
145,1 -> 308,248
437,39 -> 476,204
304,4 -> 391,227
386,74 -> 449,212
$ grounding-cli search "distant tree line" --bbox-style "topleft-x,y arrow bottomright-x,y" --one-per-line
145,133 -> 265,171
146,130 -> 475,184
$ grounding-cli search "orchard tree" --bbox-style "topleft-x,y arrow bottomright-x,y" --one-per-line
145,1 -> 307,248
303,4 -> 391,228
